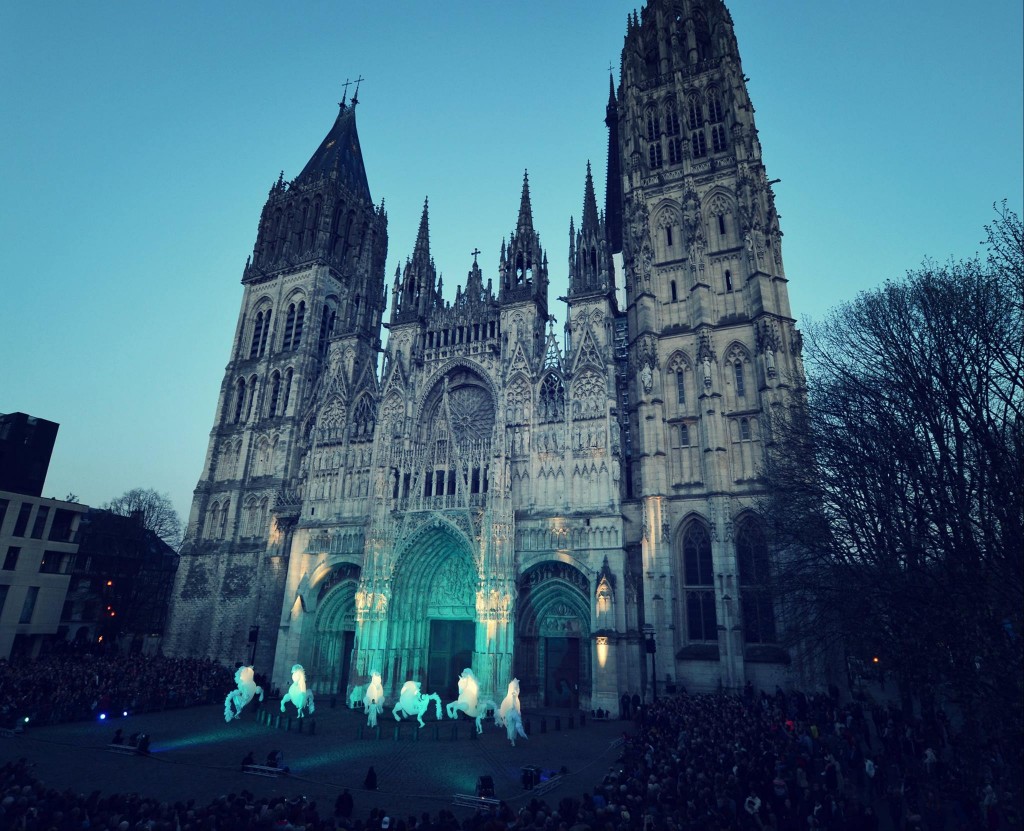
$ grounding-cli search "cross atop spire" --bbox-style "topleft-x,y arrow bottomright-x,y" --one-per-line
339,78 -> 352,109
351,75 -> 365,107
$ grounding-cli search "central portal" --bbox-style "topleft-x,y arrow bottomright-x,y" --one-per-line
428,619 -> 474,698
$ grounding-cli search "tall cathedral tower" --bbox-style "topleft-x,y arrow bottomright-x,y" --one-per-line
166,96 -> 387,669
167,0 -> 806,703
616,0 -> 801,690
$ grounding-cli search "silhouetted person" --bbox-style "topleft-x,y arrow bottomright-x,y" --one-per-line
111,728 -> 124,745
335,788 -> 353,818
241,750 -> 255,771
364,766 -> 378,790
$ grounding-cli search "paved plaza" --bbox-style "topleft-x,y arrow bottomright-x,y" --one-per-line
0,701 -> 628,819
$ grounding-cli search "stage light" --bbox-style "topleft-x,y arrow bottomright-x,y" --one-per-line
123,711 -> 128,717
99,713 -> 107,720
23,717 -> 29,723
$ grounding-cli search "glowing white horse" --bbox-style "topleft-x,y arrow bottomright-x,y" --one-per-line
392,680 -> 442,728
280,664 -> 315,718
446,668 -> 496,734
363,671 -> 384,728
224,665 -> 264,723
495,678 -> 528,745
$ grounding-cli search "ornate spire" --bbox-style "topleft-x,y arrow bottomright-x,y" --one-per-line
516,170 -> 534,233
582,161 -> 600,235
413,197 -> 430,259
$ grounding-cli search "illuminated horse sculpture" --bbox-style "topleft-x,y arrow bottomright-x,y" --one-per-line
445,668 -> 497,734
392,681 -> 442,728
363,671 -> 385,728
348,684 -> 366,709
495,678 -> 528,746
223,665 -> 264,723
280,664 -> 315,718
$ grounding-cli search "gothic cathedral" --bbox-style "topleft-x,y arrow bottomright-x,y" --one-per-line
166,0 -> 807,709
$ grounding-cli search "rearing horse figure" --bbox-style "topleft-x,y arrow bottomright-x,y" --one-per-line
280,664 -> 315,718
224,665 -> 264,723
445,668 -> 495,734
392,680 -> 442,728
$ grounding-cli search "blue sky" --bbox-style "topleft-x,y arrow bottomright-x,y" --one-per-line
2,1 -> 1021,525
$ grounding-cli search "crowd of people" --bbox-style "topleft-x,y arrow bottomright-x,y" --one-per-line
0,658 -> 1019,831
0,652 -> 230,727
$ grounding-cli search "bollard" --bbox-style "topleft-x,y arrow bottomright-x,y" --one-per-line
470,725 -> 478,740
412,725 -> 419,741
272,713 -> 281,730
298,718 -> 305,734
374,725 -> 381,740
308,719 -> 316,735
540,717 -> 547,734
568,715 -> 574,729
330,696 -> 337,709
357,725 -> 364,739
451,724 -> 459,741
524,719 -> 531,735
580,712 -> 586,727
431,724 -> 439,741
394,724 -> 401,741
285,716 -> 292,732
554,716 -> 561,731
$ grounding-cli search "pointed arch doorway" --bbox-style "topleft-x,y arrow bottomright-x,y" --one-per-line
390,520 -> 479,699
309,566 -> 360,696
515,562 -> 592,709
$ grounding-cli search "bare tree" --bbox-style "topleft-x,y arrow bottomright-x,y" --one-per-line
762,205 -> 1022,744
103,488 -> 184,551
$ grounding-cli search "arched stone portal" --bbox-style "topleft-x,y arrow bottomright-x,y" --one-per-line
515,562 -> 592,709
387,520 -> 479,698
308,565 -> 360,695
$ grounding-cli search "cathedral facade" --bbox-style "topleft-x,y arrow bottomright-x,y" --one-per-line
166,0 -> 807,710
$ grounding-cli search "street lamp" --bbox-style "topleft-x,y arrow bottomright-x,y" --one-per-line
643,624 -> 658,702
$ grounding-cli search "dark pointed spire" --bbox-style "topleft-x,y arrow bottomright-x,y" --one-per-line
516,170 -> 534,232
582,161 -> 600,234
413,197 -> 430,259
296,102 -> 371,201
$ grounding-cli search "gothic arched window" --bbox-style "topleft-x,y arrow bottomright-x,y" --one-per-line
739,417 -> 752,441
249,311 -> 264,359
675,370 -> 686,406
707,91 -> 724,124
682,521 -> 717,641
737,516 -> 776,644
539,373 -> 566,423
281,368 -> 293,416
318,303 -> 336,356
734,360 -> 746,397
269,371 -> 281,418
282,300 -> 306,350
679,423 -> 691,447
351,396 -> 376,440
665,101 -> 680,136
712,124 -> 728,154
233,378 -> 246,424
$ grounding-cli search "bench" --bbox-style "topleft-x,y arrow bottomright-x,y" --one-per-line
243,764 -> 287,778
452,794 -> 500,811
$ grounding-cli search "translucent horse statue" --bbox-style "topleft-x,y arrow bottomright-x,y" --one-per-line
280,664 -> 315,718
363,671 -> 384,728
392,680 -> 442,728
224,665 -> 264,723
495,678 -> 527,746
348,683 -> 366,709
446,668 -> 494,733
